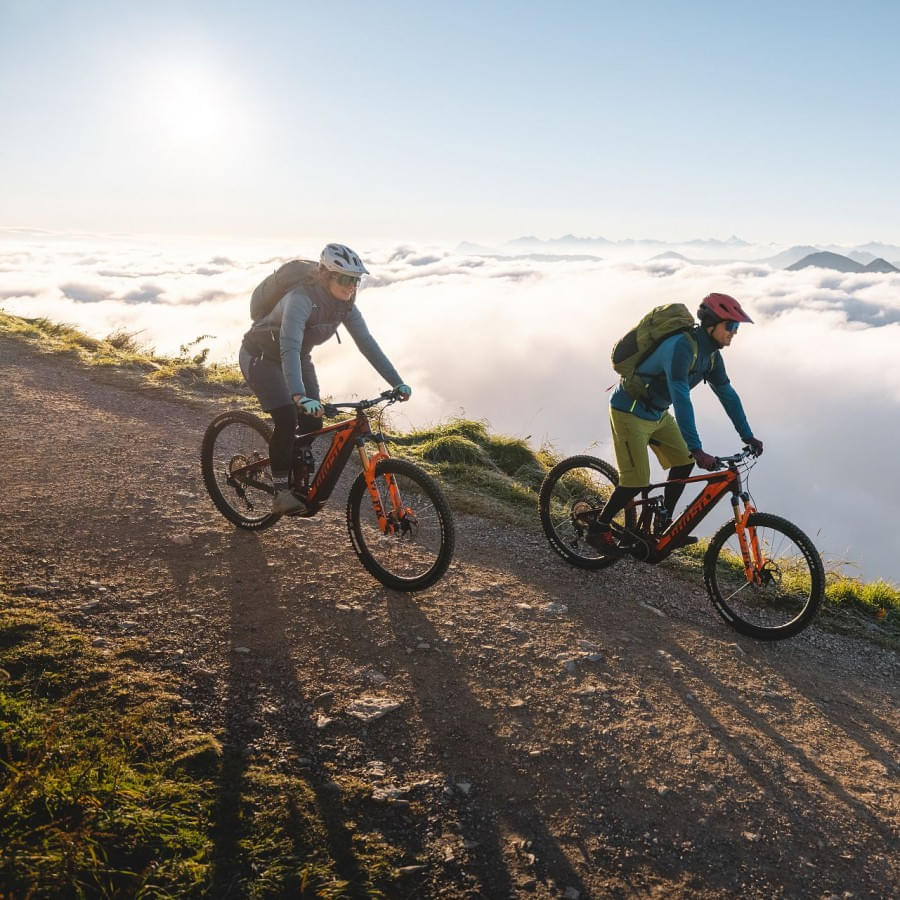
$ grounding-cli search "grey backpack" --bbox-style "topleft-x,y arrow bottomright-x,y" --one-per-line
249,259 -> 318,321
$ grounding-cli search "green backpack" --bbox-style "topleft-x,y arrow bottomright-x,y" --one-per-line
249,258 -> 318,321
611,303 -> 698,403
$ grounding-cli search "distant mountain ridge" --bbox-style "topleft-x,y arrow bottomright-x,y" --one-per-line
454,236 -> 900,270
787,252 -> 900,274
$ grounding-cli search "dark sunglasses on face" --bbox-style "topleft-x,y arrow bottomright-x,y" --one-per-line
333,273 -> 361,288
725,321 -> 740,333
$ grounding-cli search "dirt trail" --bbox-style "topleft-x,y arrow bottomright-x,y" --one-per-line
1,336 -> 897,898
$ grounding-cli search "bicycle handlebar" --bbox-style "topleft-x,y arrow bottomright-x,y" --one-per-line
322,389 -> 400,418
715,446 -> 760,466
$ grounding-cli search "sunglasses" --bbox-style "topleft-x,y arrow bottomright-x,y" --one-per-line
724,321 -> 740,333
332,273 -> 361,288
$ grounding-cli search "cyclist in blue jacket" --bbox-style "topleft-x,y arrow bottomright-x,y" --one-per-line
589,293 -> 764,552
240,243 -> 411,515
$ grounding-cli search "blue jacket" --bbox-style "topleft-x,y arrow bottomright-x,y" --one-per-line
610,325 -> 753,451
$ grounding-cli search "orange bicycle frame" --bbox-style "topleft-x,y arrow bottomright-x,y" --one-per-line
294,409 -> 403,535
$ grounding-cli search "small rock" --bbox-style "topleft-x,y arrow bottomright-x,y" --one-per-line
456,782 -> 472,795
564,889 -> 581,900
234,646 -> 251,655
543,602 -> 568,615
316,715 -> 334,729
170,533 -> 193,546
346,696 -> 402,722
79,601 -> 101,613
742,832 -> 760,842
639,601 -> 665,618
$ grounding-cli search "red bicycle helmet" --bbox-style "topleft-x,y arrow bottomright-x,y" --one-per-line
697,292 -> 754,325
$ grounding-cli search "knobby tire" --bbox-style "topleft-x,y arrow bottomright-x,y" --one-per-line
347,458 -> 455,591
201,410 -> 281,530
539,455 -> 635,570
704,512 -> 824,640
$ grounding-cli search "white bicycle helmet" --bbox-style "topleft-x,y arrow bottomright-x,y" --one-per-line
319,243 -> 369,276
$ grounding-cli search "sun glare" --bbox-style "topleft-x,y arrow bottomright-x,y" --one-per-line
146,65 -> 231,148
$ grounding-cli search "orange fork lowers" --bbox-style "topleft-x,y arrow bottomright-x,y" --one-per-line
359,438 -> 403,534
733,498 -> 764,585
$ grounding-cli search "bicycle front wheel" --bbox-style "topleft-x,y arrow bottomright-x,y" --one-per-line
704,512 -> 824,640
539,455 -> 636,569
201,411 -> 280,530
347,459 -> 455,591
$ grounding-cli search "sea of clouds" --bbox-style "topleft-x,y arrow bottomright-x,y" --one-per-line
3,229 -> 899,584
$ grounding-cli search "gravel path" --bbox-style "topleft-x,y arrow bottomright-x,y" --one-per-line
2,335 -> 897,898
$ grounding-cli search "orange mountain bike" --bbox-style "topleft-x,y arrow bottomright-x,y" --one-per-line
201,390 -> 455,591
539,448 -> 824,640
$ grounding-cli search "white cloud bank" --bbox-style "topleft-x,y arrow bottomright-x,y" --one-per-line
3,231 -> 899,584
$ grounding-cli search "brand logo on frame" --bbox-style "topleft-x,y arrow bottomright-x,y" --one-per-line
310,427 -> 353,498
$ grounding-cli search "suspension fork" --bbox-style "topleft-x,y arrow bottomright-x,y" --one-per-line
358,438 -> 402,534
731,493 -> 763,584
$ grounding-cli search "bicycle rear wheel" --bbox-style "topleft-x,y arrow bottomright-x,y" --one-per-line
201,411 -> 280,530
347,458 -> 455,591
704,512 -> 824,640
539,455 -> 636,569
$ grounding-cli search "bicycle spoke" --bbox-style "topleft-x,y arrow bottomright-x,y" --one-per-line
201,412 -> 277,529
347,459 -> 454,591
539,456 -> 634,569
705,512 -> 823,639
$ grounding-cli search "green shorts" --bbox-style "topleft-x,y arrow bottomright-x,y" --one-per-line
609,408 -> 694,488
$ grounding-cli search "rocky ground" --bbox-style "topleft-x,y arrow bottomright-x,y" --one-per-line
1,335 -> 897,898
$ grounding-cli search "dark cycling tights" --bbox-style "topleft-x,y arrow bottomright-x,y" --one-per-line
598,462 -> 695,525
268,404 -> 321,477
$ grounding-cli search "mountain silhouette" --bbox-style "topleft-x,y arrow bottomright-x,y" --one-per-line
786,251 -> 899,274
864,257 -> 900,273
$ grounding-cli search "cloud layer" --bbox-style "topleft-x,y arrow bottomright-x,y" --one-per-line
3,231 -> 898,583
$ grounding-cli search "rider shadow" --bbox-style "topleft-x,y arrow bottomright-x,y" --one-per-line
554,586 -> 891,894
206,529 -> 377,895
804,679 -> 900,779
383,593 -> 590,898
658,638 -> 898,892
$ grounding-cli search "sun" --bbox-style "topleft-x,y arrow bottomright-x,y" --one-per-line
145,64 -> 231,148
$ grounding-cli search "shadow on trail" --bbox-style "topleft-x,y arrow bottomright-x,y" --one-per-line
385,594 -> 590,898
663,639 -> 898,895
561,578 -> 898,897
206,529 -> 379,897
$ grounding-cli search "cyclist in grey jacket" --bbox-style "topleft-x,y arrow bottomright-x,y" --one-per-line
240,243 -> 411,515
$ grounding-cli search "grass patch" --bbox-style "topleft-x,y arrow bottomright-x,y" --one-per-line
0,597 -> 214,896
0,311 -> 248,404
0,596 -> 411,897
820,573 -> 900,649
387,416 -> 552,526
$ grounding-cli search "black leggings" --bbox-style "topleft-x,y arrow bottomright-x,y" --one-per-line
598,462 -> 695,525
268,405 -> 322,477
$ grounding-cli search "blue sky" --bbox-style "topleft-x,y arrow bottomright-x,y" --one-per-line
2,0 -> 900,244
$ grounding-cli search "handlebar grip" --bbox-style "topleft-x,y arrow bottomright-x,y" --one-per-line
322,403 -> 339,418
